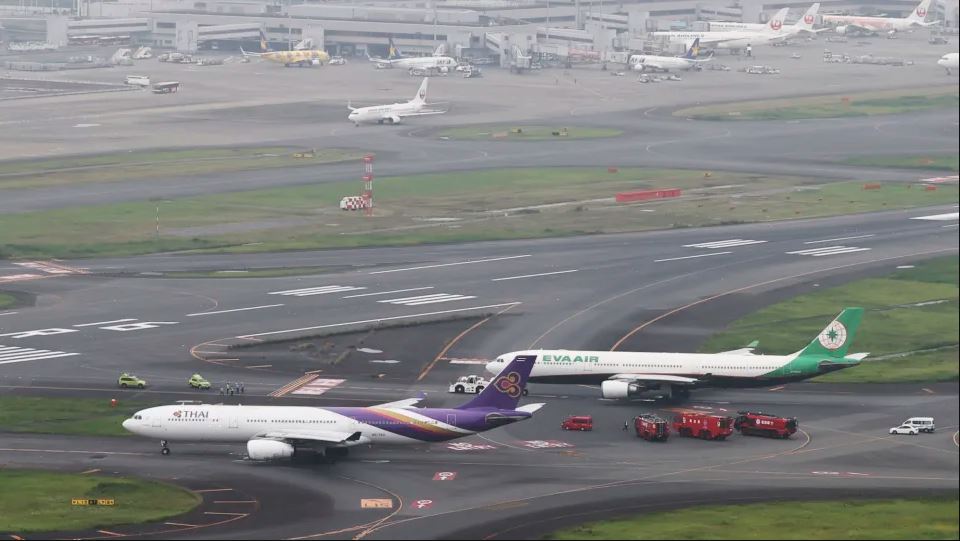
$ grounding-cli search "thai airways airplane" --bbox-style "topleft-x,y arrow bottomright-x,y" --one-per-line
629,39 -> 713,72
708,7 -> 790,32
823,0 -> 939,34
938,52 -> 959,74
347,78 -> 446,125
486,308 -> 866,401
123,355 -> 543,460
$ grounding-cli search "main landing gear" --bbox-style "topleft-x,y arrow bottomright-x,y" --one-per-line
161,440 -> 171,455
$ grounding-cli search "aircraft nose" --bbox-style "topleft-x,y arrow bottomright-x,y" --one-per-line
122,418 -> 135,432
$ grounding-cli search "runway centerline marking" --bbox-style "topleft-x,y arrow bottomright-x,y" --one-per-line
492,269 -> 579,281
803,234 -> 875,244
239,302 -> 522,339
187,304 -> 284,317
342,287 -> 434,298
654,252 -> 732,263
73,318 -> 137,327
368,255 -> 531,275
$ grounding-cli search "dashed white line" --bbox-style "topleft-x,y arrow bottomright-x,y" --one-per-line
368,255 -> 531,275
804,234 -> 875,245
187,304 -> 284,317
74,318 -> 137,327
492,269 -> 579,282
238,302 -> 522,339
654,252 -> 732,263
342,287 -> 435,298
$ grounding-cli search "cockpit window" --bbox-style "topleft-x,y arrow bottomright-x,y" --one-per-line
134,415 -> 142,420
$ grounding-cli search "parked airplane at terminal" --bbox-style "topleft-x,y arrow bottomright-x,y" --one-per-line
486,308 -> 866,401
707,7 -> 789,32
240,31 -> 330,67
629,39 -> 713,72
368,42 -> 458,71
652,3 -> 821,49
823,0 -> 938,34
937,52 -> 958,74
123,355 -> 543,459
347,78 -> 446,125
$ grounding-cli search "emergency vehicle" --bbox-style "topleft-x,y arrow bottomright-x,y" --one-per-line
634,414 -> 670,441
734,411 -> 798,439
673,412 -> 734,440
561,415 -> 594,431
448,375 -> 490,394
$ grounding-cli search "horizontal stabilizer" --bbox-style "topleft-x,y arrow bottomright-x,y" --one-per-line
515,403 -> 546,414
846,352 -> 870,361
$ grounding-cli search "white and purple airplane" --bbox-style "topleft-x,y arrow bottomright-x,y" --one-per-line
122,355 -> 543,460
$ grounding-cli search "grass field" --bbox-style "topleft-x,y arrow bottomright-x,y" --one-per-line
701,257 -> 960,383
0,470 -> 200,534
676,87 -> 959,121
844,154 -> 960,173
1,168 -> 956,259
544,499 -> 960,540
0,396 -> 152,437
0,147 -> 363,191
437,125 -> 623,141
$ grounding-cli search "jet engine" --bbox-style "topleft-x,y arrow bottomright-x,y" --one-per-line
601,380 -> 643,399
835,25 -> 849,34
247,439 -> 295,460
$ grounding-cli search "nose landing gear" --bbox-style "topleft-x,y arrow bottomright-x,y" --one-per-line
161,440 -> 171,455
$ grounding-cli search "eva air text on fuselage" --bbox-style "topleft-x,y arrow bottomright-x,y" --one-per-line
542,354 -> 600,363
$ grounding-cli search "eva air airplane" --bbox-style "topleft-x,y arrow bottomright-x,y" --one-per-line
486,308 -> 866,400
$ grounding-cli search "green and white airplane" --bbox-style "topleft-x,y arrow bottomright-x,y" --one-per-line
486,308 -> 866,400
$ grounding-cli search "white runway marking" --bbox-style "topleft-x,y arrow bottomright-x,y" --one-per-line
804,234 -> 875,245
74,318 -> 137,327
342,287 -> 434,298
683,239 -> 766,249
238,302 -> 522,339
492,269 -> 579,282
368,255 -> 531,275
910,212 -> 959,221
378,293 -> 477,306
0,345 -> 80,365
0,311 -> 18,317
786,245 -> 871,257
655,251 -> 732,263
292,378 -> 345,396
187,304 -> 284,317
269,285 -> 365,297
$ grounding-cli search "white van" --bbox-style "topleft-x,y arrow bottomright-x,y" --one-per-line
902,417 -> 935,433
125,75 -> 151,87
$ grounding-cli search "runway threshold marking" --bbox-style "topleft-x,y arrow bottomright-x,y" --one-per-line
654,251 -> 732,263
239,302 -> 522,340
269,373 -> 320,397
368,254 -> 531,275
416,303 -> 519,382
186,304 -> 284,317
343,286 -> 435,298
610,247 -> 957,351
683,239 -> 766,249
804,234 -> 875,244
491,269 -> 579,281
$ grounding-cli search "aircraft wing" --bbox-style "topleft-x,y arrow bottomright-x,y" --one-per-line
402,110 -> 447,117
837,22 -> 876,34
721,340 -> 759,355
608,373 -> 698,385
256,429 -> 364,446
377,395 -> 425,409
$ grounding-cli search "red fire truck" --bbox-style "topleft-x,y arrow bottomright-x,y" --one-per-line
734,411 -> 798,439
634,414 -> 670,442
672,412 -> 734,441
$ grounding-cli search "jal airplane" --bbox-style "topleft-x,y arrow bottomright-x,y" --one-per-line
652,3 -> 821,49
823,0 -> 939,34
708,7 -> 790,32
123,355 -> 543,459
938,52 -> 959,74
629,39 -> 713,72
347,77 -> 446,125
486,308 -> 865,401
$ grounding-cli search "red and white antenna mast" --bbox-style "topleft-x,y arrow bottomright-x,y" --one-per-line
362,154 -> 375,216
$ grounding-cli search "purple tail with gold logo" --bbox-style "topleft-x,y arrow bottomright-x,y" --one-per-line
456,355 -> 537,410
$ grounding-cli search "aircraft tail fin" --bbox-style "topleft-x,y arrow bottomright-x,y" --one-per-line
768,7 -> 790,31
795,3 -> 820,31
388,37 -> 402,59
411,77 -> 428,106
456,355 -> 536,410
259,29 -> 269,52
795,308 -> 864,359
683,38 -> 701,59
906,0 -> 932,22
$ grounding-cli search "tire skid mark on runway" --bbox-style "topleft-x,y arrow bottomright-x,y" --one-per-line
417,303 -> 519,382
355,425 -> 816,539
610,247 -> 959,351
289,475 -> 403,540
